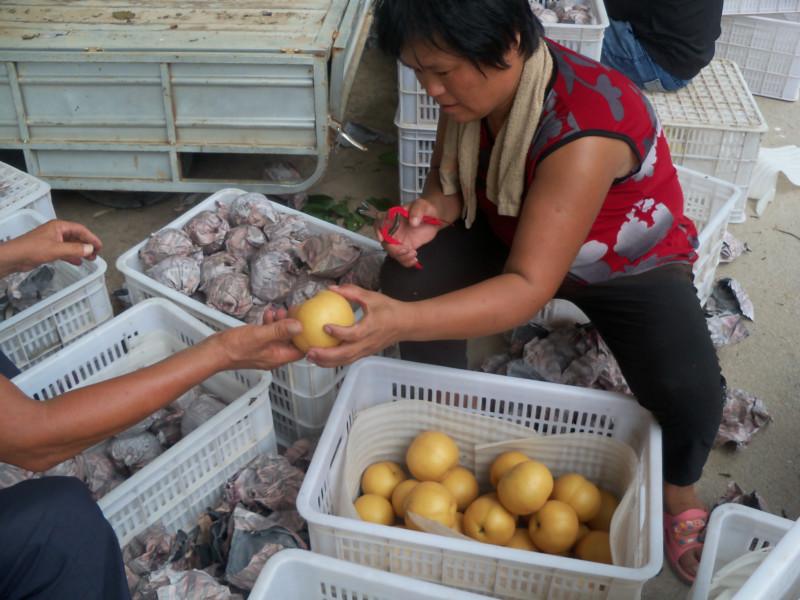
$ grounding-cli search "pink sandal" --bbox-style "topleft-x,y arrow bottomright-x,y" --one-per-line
663,508 -> 708,584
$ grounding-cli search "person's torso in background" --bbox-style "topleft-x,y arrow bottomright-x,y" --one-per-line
603,0 -> 723,79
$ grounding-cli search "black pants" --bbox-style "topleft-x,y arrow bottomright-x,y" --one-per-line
0,349 -> 20,379
381,214 -> 724,486
0,477 -> 131,600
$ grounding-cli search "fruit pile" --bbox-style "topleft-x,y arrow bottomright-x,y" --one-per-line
353,430 -> 619,564
138,190 -> 381,324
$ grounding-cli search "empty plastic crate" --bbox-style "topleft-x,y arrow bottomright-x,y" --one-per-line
396,0 -> 609,128
716,14 -> 800,101
680,169 -> 741,305
645,59 -> 768,223
0,209 -> 112,370
297,357 -> 663,600
722,0 -> 800,15
11,298 -> 277,547
396,119 -> 436,205
0,161 -> 55,220
690,503 -> 800,600
117,188 -> 381,444
251,550 -> 494,600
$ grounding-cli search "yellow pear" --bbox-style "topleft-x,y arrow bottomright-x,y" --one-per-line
291,290 -> 355,352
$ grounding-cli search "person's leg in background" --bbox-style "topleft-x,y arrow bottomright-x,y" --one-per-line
600,19 -> 691,92
0,349 -> 21,379
0,477 -> 131,600
557,264 -> 724,581
380,213 -> 508,369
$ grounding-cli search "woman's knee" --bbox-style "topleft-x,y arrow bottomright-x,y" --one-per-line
638,371 -> 724,435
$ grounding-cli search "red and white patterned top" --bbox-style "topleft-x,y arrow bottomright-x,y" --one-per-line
476,40 -> 698,284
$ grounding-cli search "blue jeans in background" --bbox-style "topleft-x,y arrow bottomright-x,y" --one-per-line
601,19 -> 691,92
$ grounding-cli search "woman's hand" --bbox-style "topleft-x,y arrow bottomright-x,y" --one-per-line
377,198 -> 444,268
305,284 -> 407,367
212,317 -> 305,371
0,220 -> 102,276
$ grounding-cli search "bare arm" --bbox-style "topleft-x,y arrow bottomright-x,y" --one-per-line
0,318 -> 303,471
309,136 -> 636,365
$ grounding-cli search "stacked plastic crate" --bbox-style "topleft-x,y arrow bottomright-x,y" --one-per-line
716,0 -> 800,101
395,0 -> 610,204
644,60 -> 768,224
0,161 -> 55,221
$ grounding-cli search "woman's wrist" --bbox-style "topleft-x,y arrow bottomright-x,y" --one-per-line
191,333 -> 232,374
391,299 -> 419,343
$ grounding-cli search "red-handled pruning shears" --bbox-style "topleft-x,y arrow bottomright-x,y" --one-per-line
379,206 -> 444,269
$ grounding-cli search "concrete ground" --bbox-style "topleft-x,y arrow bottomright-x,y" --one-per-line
51,47 -> 799,598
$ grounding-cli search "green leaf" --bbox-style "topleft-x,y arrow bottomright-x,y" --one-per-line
303,206 -> 331,220
306,194 -> 336,210
331,201 -> 351,218
344,213 -> 366,231
378,151 -> 398,167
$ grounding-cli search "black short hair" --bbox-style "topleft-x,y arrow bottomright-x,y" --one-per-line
375,0 -> 544,70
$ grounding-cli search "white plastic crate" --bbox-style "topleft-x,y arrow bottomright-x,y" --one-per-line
297,357 -> 662,600
117,188 -> 382,442
269,378 -> 342,447
0,209 -> 112,370
0,161 -> 55,221
722,0 -> 800,15
645,59 -> 768,223
716,15 -> 800,102
251,549 -> 493,600
396,0 -> 609,128
679,168 -> 741,306
397,120 -> 436,204
11,298 -> 277,547
690,503 -> 800,600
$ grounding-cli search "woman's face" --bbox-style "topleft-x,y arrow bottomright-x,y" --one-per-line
400,39 -> 524,123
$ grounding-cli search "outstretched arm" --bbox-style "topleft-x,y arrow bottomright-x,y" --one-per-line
0,318 -> 303,471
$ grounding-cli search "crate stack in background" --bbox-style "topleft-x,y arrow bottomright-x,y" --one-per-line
716,0 -> 800,101
644,59 -> 768,224
0,161 -> 55,221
